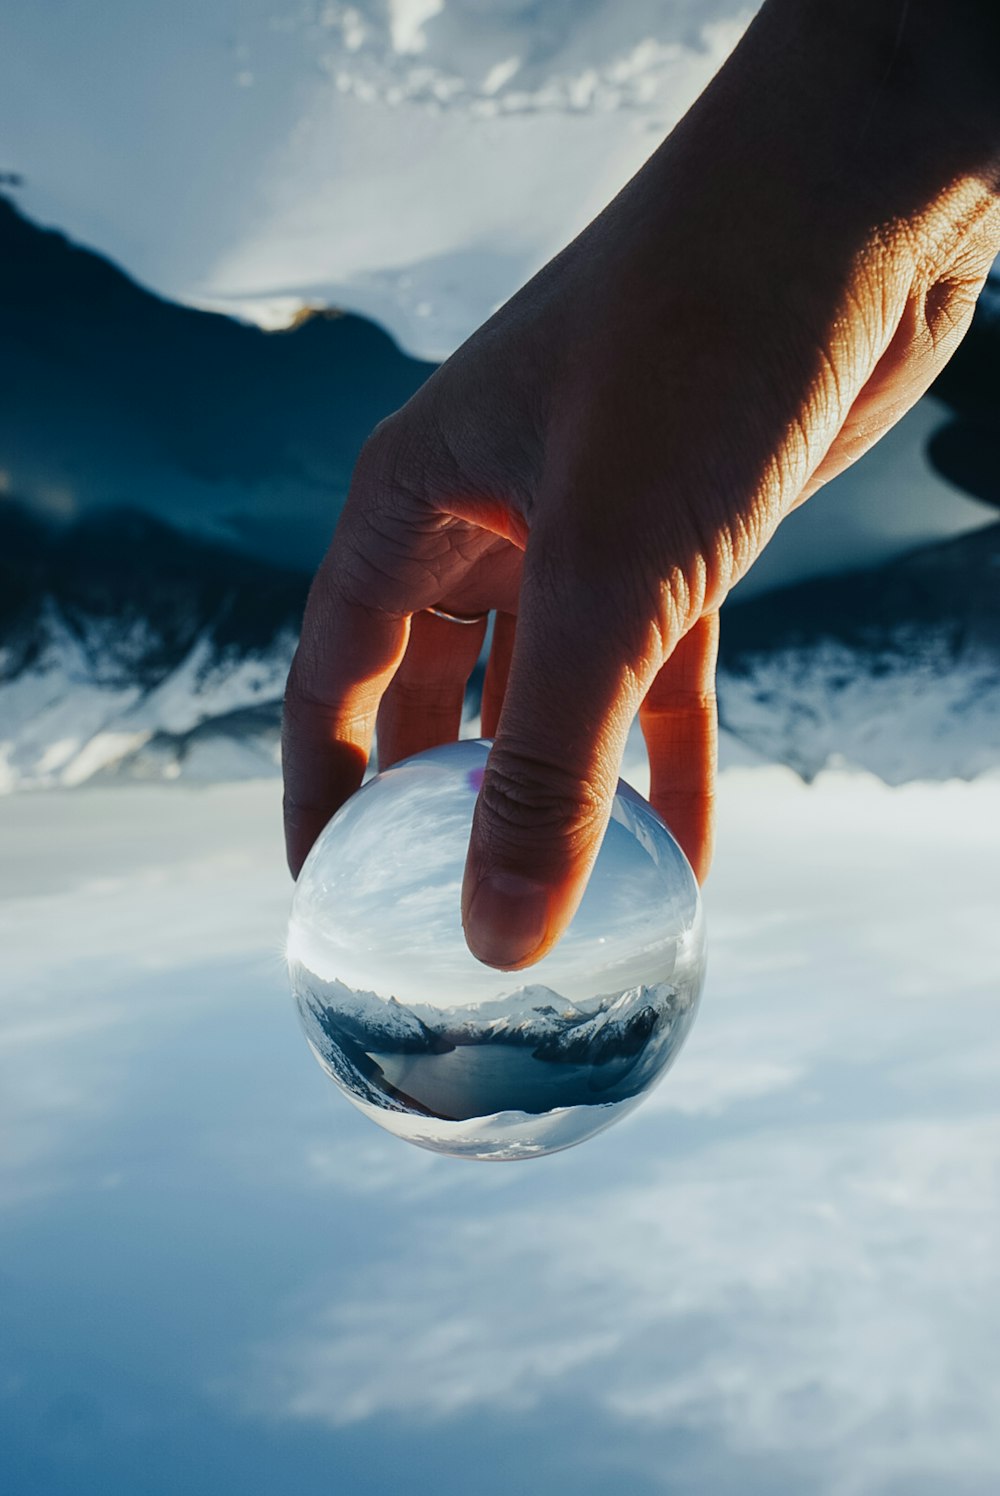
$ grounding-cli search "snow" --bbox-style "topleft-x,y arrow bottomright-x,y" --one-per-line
718,639 -> 1000,784
0,607 -> 294,791
2,549 -> 999,795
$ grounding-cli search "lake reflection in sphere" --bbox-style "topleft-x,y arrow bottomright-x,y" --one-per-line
287,740 -> 705,1160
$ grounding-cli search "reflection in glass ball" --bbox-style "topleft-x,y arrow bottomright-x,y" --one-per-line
287,740 -> 705,1161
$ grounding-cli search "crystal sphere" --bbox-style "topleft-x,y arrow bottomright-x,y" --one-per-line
287,739 -> 705,1160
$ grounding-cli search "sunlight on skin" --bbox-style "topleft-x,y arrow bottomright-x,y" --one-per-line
283,0 -> 1000,973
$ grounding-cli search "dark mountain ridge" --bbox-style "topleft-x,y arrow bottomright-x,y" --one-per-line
718,522 -> 1000,782
1,195 -> 999,788
0,194 -> 436,567
0,503 -> 309,682
1,493 -> 997,788
929,275 -> 1000,510
721,520 -> 1000,665
2,191 -> 998,572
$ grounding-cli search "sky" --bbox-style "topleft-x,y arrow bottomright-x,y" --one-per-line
2,12 -> 999,1484
0,0 -> 754,358
2,0 -> 997,598
2,772 -> 999,1493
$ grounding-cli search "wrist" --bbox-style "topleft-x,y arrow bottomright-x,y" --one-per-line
759,0 -> 1000,194
704,0 -> 1000,291
569,0 -> 1000,337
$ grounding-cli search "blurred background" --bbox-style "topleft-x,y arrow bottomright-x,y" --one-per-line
2,3 -> 999,1493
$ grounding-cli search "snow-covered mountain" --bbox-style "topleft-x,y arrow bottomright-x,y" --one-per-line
3,498 -> 1000,792
718,522 -> 1000,783
0,504 -> 306,790
1,196 -> 999,792
294,972 -> 688,1054
292,966 -> 694,1120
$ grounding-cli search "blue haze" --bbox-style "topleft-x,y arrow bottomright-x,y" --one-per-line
2,778 -> 999,1494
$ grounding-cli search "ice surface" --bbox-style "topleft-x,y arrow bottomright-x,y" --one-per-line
287,739 -> 705,1159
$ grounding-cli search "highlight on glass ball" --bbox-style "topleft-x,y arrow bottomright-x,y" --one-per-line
286,739 -> 706,1161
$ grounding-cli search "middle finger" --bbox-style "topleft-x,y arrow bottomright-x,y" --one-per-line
376,607 -> 489,769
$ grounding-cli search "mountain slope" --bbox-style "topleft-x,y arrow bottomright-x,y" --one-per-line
1,498 -> 999,791
0,194 -> 436,569
1,198 -> 999,791
0,504 -> 309,790
718,522 -> 1000,782
2,193 -> 999,588
927,275 -> 1000,511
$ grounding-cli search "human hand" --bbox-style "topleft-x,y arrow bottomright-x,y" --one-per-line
283,0 -> 1000,970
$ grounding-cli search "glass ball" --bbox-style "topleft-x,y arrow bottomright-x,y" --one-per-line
287,739 -> 705,1160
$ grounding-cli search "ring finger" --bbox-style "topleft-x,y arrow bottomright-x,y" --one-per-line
376,607 -> 489,769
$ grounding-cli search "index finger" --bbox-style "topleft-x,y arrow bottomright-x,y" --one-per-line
282,562 -> 410,877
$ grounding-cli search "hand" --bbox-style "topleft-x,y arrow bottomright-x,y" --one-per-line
283,0 -> 1000,970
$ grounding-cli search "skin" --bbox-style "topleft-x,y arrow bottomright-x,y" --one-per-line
283,0 -> 1000,971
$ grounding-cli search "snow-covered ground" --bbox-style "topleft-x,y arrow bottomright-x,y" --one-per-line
1,770 -> 998,1494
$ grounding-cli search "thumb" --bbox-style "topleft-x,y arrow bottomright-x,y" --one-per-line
461,547 -> 654,970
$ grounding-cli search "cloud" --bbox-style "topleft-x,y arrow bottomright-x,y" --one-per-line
5,0 -> 753,359
6,769 -> 1000,1495
226,770 -> 1000,1494
196,2 -> 753,356
311,1 -> 752,118
235,1113 -> 1000,1494
0,780 -> 289,1207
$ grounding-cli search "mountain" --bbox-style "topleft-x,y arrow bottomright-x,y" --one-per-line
1,196 -> 999,791
292,967 -> 695,1121
0,503 -> 308,789
718,522 -> 1000,783
2,192 -> 998,588
295,970 -> 688,1060
1,496 -> 999,791
0,194 -> 436,571
926,275 -> 1000,511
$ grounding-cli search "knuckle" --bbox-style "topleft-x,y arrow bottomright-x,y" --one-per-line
355,406 -> 447,514
641,687 -> 717,720
479,752 -> 605,853
357,414 -> 404,474
348,421 -> 421,529
283,634 -> 331,708
384,676 -> 460,712
335,535 -> 410,613
282,652 -> 313,714
281,675 -> 328,727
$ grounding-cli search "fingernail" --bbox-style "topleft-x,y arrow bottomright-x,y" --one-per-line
463,871 -> 550,970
